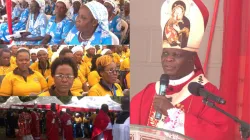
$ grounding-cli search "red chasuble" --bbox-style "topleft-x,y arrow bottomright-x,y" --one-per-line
131,70 -> 228,140
31,111 -> 41,140
61,113 -> 73,140
92,110 -> 113,140
46,110 -> 59,140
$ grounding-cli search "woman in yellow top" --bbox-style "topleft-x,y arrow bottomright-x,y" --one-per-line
0,48 -> 48,96
72,46 -> 90,79
87,54 -> 102,87
10,45 -> 19,67
0,49 -> 16,86
83,45 -> 95,69
39,57 -> 78,96
88,55 -> 123,96
46,49 -> 89,95
30,48 -> 51,80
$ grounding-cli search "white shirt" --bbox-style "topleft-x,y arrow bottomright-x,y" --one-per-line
112,117 -> 130,140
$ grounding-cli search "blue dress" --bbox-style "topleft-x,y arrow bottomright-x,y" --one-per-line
64,25 -> 112,46
45,16 -> 74,45
109,15 -> 121,40
0,8 -> 29,42
16,12 -> 48,45
72,14 -> 78,23
12,5 -> 23,19
45,4 -> 51,15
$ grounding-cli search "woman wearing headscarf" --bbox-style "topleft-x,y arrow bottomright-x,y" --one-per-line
41,0 -> 74,45
30,48 -> 51,80
11,0 -> 24,21
104,0 -> 121,40
64,1 -> 113,46
0,0 -> 30,43
88,55 -> 123,96
71,46 -> 90,79
0,48 -> 48,96
87,54 -> 102,87
14,0 -> 48,45
71,0 -> 82,23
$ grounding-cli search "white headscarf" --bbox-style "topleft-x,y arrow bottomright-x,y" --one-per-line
72,0 -> 82,4
101,48 -> 111,55
85,1 -> 109,32
85,44 -> 95,51
30,48 -> 38,54
104,0 -> 116,8
11,0 -> 18,4
36,48 -> 48,55
34,0 -> 45,12
71,46 -> 83,54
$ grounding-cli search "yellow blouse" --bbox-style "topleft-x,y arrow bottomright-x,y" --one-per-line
112,53 -> 121,66
88,82 -> 123,96
87,71 -> 101,87
0,69 -> 48,96
30,61 -> 51,80
79,62 -> 90,79
10,56 -> 17,68
82,55 -> 92,69
47,70 -> 86,96
120,57 -> 130,71
0,65 -> 16,75
126,72 -> 130,89
38,86 -> 80,96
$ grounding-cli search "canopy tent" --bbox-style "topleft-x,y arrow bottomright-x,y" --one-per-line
60,96 -> 122,112
12,96 -> 64,110
0,96 -> 23,109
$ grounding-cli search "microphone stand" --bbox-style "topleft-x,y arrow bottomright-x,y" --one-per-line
202,98 -> 250,140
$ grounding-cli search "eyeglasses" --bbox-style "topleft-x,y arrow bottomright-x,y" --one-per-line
104,69 -> 120,75
54,74 -> 74,80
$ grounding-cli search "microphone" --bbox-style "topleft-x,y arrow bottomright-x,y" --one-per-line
188,82 -> 226,105
155,74 -> 169,120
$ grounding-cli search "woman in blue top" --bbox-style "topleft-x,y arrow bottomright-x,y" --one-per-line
41,0 -> 74,45
104,0 -> 121,40
13,0 -> 48,45
71,0 -> 81,23
64,1 -> 113,46
0,0 -> 29,43
11,0 -> 24,21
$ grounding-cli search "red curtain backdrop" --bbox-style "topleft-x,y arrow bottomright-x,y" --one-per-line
220,0 -> 250,139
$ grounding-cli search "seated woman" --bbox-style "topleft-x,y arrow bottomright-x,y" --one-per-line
71,46 -> 90,78
88,55 -> 123,96
0,0 -> 29,43
104,0 -> 121,40
0,49 -> 16,86
71,0 -> 82,23
46,49 -> 89,96
41,0 -> 74,45
64,1 -> 114,46
87,54 -> 102,87
14,0 -> 48,45
11,0 -> 24,21
0,48 -> 48,96
30,48 -> 51,80
39,57 -> 77,96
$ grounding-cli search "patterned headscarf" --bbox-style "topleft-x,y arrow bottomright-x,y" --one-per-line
85,1 -> 109,32
33,0 -> 45,12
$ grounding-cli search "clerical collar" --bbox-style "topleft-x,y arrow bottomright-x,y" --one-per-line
169,71 -> 194,86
